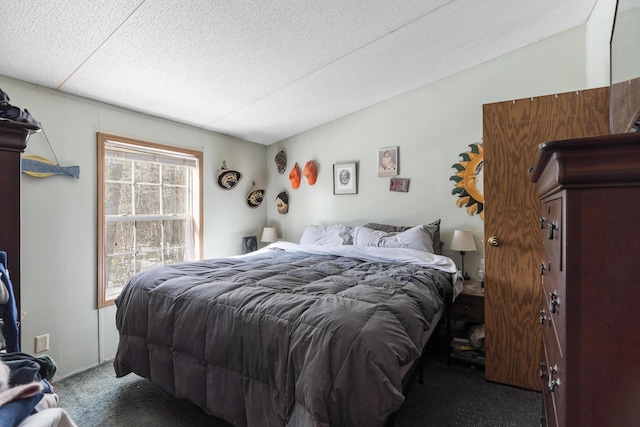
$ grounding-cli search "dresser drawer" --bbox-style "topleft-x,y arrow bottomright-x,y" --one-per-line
541,339 -> 559,427
541,245 -> 565,347
541,293 -> 565,426
542,288 -> 564,354
540,197 -> 565,352
540,197 -> 562,268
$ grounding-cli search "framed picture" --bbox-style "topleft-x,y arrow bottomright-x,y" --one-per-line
378,146 -> 398,177
333,162 -> 357,194
390,177 -> 410,192
242,236 -> 257,254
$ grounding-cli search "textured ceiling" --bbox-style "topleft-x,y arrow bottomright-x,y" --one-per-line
0,0 -> 599,145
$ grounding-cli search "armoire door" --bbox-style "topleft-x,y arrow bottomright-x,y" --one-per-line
482,87 -> 609,390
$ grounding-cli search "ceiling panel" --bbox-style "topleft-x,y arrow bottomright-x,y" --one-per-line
0,0 -> 600,144
0,1 -> 144,86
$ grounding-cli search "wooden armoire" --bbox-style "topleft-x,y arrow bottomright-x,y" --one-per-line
482,87 -> 609,390
0,120 -> 39,318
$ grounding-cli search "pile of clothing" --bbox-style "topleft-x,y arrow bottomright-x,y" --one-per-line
0,88 -> 39,127
0,353 -> 76,427
0,251 -> 19,355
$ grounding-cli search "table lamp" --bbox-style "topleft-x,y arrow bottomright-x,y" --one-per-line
261,227 -> 277,244
450,230 -> 477,280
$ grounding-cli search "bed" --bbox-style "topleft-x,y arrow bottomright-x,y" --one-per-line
113,222 -> 460,426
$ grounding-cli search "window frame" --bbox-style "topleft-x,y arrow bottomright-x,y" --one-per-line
97,132 -> 203,308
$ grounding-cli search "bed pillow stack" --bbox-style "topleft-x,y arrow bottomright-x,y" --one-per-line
352,223 -> 439,254
362,219 -> 442,254
298,219 -> 442,255
299,224 -> 353,246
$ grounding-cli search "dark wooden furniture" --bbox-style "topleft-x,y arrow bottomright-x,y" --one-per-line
530,132 -> 640,427
449,280 -> 485,366
0,120 -> 39,317
450,280 -> 484,324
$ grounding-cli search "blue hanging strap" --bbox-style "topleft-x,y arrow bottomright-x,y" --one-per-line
0,251 -> 20,353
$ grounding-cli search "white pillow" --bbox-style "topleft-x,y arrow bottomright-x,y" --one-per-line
351,225 -> 436,253
299,224 -> 353,246
363,219 -> 441,254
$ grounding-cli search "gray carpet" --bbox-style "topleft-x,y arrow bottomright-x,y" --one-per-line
53,339 -> 541,426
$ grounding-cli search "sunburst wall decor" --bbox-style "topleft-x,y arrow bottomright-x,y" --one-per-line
450,142 -> 484,220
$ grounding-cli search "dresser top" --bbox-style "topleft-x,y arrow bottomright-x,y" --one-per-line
0,120 -> 40,151
529,132 -> 640,195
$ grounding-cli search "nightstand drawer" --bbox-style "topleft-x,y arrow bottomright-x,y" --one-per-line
451,294 -> 484,323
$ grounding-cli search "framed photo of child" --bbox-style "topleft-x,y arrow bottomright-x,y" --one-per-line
378,146 -> 398,177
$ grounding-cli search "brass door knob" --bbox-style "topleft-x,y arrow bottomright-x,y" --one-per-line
488,236 -> 499,246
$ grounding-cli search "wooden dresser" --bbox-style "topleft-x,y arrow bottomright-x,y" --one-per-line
0,120 -> 39,317
530,132 -> 640,426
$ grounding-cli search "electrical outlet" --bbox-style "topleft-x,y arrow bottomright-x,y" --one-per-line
35,334 -> 49,353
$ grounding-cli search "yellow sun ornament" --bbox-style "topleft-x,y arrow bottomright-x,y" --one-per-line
450,143 -> 484,220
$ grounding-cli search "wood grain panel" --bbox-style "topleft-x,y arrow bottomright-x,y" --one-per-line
482,87 -> 608,390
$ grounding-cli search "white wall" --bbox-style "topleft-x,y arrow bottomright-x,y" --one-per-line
610,2 -> 640,82
0,76 -> 267,377
587,0 -> 618,86
2,8 -> 616,379
266,24 -> 610,280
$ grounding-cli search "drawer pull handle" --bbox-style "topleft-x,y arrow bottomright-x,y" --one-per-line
548,365 -> 560,392
539,263 -> 546,276
488,236 -> 499,247
539,361 -> 546,379
549,291 -> 560,314
547,221 -> 558,240
539,217 -> 545,229
539,309 -> 548,325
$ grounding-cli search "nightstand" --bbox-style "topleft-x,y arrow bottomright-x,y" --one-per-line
448,280 -> 485,365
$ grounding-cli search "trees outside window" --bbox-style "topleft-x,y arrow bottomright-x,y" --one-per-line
97,133 -> 202,308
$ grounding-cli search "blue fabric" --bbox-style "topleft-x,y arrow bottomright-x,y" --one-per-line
0,251 -> 19,352
0,393 -> 44,427
40,379 -> 53,394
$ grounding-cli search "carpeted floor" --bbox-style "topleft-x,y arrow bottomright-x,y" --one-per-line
53,338 -> 541,426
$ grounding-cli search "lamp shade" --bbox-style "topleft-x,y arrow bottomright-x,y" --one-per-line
450,230 -> 477,252
261,227 -> 277,243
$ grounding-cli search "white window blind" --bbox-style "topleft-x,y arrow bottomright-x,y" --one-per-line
104,139 -> 198,168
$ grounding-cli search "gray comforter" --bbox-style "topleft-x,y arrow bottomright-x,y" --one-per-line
114,244 -> 455,426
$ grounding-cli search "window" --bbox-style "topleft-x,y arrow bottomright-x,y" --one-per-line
97,133 -> 203,308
